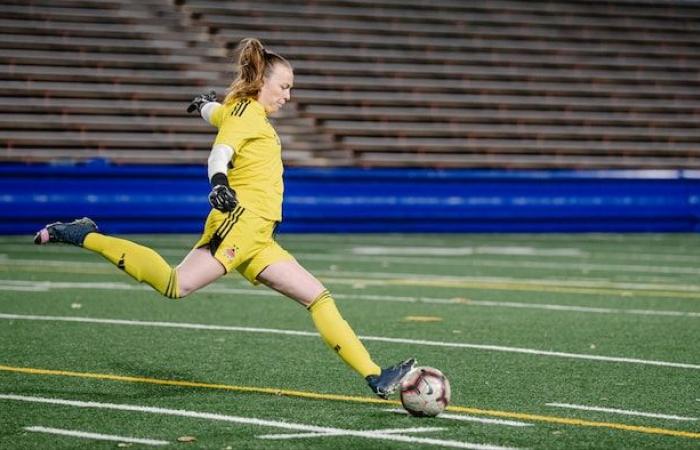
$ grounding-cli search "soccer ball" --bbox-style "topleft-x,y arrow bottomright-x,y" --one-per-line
399,366 -> 451,417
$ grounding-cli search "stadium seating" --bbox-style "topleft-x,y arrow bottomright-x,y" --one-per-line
1,0 -> 699,168
0,0 -> 334,166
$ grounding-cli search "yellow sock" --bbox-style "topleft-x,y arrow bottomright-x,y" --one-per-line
308,291 -> 381,378
83,233 -> 179,299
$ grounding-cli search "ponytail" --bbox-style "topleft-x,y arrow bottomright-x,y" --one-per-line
224,38 -> 290,105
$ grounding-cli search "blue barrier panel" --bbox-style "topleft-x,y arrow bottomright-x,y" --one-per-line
1,161 -> 700,233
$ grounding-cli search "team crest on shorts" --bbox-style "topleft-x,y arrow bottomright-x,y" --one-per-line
224,246 -> 238,261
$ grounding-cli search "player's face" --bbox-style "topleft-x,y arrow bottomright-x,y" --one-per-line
258,63 -> 294,115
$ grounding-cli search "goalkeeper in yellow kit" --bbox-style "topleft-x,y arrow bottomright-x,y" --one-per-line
34,37 -> 415,398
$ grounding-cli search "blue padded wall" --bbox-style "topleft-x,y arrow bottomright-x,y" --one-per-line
2,161 -> 700,234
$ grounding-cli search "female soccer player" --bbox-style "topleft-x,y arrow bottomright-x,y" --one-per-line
34,38 -> 414,398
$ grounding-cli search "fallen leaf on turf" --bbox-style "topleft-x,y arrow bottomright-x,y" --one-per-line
403,316 -> 443,322
177,436 -> 197,443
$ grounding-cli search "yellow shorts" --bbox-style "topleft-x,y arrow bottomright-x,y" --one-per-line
193,206 -> 294,284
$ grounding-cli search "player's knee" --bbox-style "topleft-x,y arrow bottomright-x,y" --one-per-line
175,275 -> 207,299
173,281 -> 194,299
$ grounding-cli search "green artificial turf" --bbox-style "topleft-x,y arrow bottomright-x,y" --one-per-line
0,233 -> 698,449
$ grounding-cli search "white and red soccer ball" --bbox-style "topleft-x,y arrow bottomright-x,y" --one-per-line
399,366 -> 451,417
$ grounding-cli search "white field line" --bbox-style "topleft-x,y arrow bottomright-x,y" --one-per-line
314,270 -> 700,293
12,252 -> 700,275
21,238 -> 699,264
386,409 -> 533,427
24,426 -> 169,446
284,233 -> 663,243
44,232 -> 694,256
280,234 -> 697,260
1,313 -> 698,370
0,285 -> 47,291
1,279 -> 698,319
5,243 -> 572,258
6,258 -> 700,294
347,244 -> 700,264
1,259 -> 111,269
546,403 -> 697,421
351,245 -> 587,257
345,236 -> 700,253
277,233 -> 681,245
179,247 -> 700,266
2,395 -> 518,450
363,249 -> 700,265
296,253 -> 700,276
594,252 -> 700,264
257,426 -> 445,440
0,280 -> 150,293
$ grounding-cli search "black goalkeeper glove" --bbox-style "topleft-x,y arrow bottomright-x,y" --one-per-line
208,173 -> 238,212
187,90 -> 217,114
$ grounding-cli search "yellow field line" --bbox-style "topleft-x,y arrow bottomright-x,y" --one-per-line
1,364 -> 698,440
445,405 -> 700,439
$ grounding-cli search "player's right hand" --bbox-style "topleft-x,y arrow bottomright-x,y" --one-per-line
208,184 -> 238,212
187,90 -> 217,114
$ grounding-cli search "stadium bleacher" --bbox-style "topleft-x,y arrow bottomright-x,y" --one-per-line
1,0 -> 699,168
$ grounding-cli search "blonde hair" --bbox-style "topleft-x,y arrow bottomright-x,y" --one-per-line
224,38 -> 291,105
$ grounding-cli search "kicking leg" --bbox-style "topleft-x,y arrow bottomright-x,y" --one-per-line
255,259 -> 324,307
257,260 -> 415,398
257,260 -> 382,377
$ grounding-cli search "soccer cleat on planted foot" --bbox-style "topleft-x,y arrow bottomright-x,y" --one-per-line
366,358 -> 416,399
34,217 -> 97,247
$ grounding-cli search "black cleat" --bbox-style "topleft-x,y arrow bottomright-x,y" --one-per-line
34,217 -> 97,247
366,358 -> 416,399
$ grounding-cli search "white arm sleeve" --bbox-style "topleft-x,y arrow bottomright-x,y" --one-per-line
201,102 -> 221,125
207,143 -> 234,182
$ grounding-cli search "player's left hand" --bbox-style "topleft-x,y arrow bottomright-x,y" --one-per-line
187,90 -> 217,114
208,184 -> 238,212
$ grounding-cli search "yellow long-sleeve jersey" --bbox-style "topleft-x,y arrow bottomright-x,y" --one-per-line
209,98 -> 283,221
